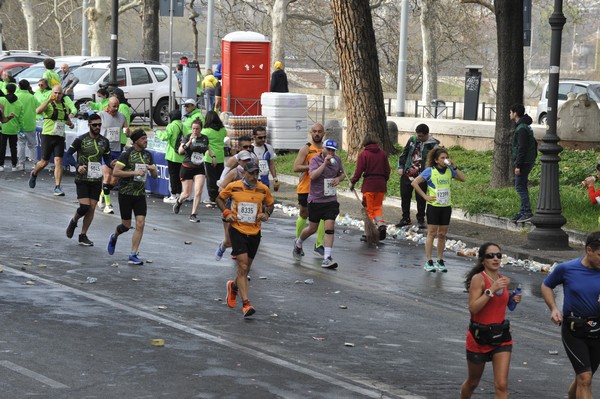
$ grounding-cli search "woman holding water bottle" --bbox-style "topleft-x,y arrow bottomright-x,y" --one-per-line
460,242 -> 523,399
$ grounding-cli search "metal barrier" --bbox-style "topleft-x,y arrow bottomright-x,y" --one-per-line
481,102 -> 496,121
307,96 -> 326,125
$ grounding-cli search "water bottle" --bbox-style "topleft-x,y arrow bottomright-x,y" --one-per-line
507,284 -> 522,311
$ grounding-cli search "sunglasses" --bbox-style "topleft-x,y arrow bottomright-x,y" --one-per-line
242,145 -> 253,149
484,252 -> 502,259
255,136 -> 266,139
89,123 -> 102,127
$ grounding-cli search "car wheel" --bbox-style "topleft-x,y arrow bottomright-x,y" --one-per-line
539,113 -> 547,125
153,98 -> 170,126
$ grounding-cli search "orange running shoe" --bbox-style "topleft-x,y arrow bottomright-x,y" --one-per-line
242,303 -> 256,318
226,280 -> 237,308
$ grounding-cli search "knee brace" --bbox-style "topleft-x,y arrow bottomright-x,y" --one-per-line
76,204 -> 91,217
325,229 -> 334,235
116,224 -> 130,234
103,184 -> 113,196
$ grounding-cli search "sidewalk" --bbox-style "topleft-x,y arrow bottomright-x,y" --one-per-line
276,174 -> 586,267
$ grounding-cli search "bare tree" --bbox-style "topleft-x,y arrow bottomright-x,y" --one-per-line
330,0 -> 395,159
419,0 -> 438,103
84,0 -> 142,56
19,0 -> 37,51
187,0 -> 200,61
142,0 -> 159,61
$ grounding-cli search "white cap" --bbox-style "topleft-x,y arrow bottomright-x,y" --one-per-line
184,98 -> 196,106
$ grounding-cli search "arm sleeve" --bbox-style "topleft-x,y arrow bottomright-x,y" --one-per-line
67,137 -> 81,156
515,128 -> 528,167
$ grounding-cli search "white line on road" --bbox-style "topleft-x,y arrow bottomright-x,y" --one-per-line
1,266 -> 423,399
0,360 -> 69,389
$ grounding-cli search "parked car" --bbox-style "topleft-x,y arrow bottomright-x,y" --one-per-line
72,60 -> 179,126
536,80 -> 600,124
0,50 -> 48,64
0,62 -> 32,78
14,56 -> 119,91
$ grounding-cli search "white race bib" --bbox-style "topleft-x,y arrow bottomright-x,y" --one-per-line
87,161 -> 102,179
237,202 -> 258,224
106,127 -> 120,142
436,188 -> 450,205
258,159 -> 269,176
134,163 -> 148,182
191,152 -> 204,165
54,122 -> 65,137
324,178 -> 336,196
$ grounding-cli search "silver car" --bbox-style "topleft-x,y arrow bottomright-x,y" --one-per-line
536,80 -> 600,124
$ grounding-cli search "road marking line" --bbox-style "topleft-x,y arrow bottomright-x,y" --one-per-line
1,266 -> 423,399
0,360 -> 68,389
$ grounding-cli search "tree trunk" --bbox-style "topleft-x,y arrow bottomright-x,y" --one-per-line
142,0 -> 159,61
20,0 -> 37,51
189,0 -> 199,61
85,1 -> 111,56
491,0 -> 524,188
330,0 -> 395,160
420,0 -> 438,104
270,0 -> 291,66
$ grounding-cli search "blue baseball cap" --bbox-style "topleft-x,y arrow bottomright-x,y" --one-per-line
324,139 -> 338,150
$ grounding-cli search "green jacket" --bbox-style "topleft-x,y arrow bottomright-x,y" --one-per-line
182,109 -> 205,135
511,116 -> 537,167
202,127 -> 227,163
15,89 -> 38,132
89,98 -> 109,111
118,104 -> 132,145
156,120 -> 185,163
0,96 -> 23,134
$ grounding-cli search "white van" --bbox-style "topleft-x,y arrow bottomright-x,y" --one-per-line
536,80 -> 600,124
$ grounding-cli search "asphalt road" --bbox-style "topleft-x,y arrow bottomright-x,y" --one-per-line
0,168 -> 576,398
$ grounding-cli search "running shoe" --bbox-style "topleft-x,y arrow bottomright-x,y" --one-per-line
173,201 -> 181,214
215,242 -> 226,261
97,196 -> 105,210
509,213 -> 522,222
424,260 -> 436,272
435,259 -> 448,273
163,195 -> 177,204
53,186 -> 65,196
14,164 -> 24,171
226,280 -> 237,308
128,253 -> 144,265
11,165 -> 19,172
107,233 -> 117,255
0,166 -> 4,172
189,214 -> 200,223
28,172 -> 37,188
103,204 -> 114,214
417,221 -> 426,230
321,257 -> 338,269
66,218 -> 77,239
378,225 -> 387,240
78,234 -> 94,246
313,245 -> 325,257
293,243 -> 303,261
242,303 -> 256,318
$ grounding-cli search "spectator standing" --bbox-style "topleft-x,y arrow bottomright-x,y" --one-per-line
270,61 -> 289,93
396,123 -> 439,229
349,135 -> 391,240
34,79 -> 51,104
202,111 -> 227,205
582,160 -> 600,204
42,58 -> 61,88
60,64 -> 79,101
15,80 -> 37,170
509,103 -> 537,223
182,99 -> 204,135
87,88 -> 110,112
0,83 -> 23,171
202,69 -> 219,112
541,231 -> 600,399
156,109 -> 185,203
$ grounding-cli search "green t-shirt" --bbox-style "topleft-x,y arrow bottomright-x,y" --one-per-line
43,70 -> 61,88
116,147 -> 154,196
40,100 -> 70,136
202,127 -> 227,163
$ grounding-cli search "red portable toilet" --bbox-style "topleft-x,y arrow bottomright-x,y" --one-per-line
221,31 -> 270,115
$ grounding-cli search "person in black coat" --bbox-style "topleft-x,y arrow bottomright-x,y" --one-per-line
270,61 -> 289,93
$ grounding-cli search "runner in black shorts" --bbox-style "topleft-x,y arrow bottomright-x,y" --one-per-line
65,113 -> 110,246
107,129 -> 157,265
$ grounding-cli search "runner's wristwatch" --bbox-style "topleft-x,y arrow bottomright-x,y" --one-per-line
484,289 -> 494,298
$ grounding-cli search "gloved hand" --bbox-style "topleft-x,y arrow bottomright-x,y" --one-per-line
273,179 -> 280,192
349,183 -> 355,191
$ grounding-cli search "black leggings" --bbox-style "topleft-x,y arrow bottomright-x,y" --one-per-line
204,161 -> 224,202
0,133 -> 17,167
167,160 -> 182,195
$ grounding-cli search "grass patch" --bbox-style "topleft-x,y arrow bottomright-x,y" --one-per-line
275,147 -> 599,233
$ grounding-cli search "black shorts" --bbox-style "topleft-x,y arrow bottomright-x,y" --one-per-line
466,345 -> 512,364
40,135 -> 65,160
229,225 -> 261,259
298,193 -> 309,208
75,180 -> 103,200
180,165 -> 205,181
562,322 -> 600,374
426,205 -> 452,226
118,193 -> 147,220
308,201 -> 340,224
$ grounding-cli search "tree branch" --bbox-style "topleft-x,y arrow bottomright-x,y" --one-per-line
460,0 -> 494,13
288,13 -> 332,25
118,0 -> 143,14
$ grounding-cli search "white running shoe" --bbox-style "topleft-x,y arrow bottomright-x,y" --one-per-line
103,204 -> 114,214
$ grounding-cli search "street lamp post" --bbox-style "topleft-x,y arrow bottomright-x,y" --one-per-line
527,0 -> 569,249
